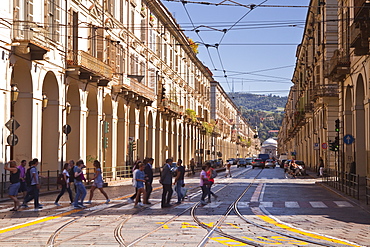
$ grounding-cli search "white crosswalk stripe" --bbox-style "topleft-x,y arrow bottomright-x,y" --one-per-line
260,201 -> 273,207
309,201 -> 328,208
202,202 -> 222,208
334,201 -> 354,207
285,201 -> 300,208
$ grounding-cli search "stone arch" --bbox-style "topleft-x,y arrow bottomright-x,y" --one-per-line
128,105 -> 137,164
11,60 -> 33,163
66,83 -> 81,161
354,74 -> 366,175
87,88 -> 98,169
155,113 -> 162,169
41,71 -> 59,171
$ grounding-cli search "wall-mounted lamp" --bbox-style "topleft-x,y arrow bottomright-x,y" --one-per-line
65,102 -> 72,115
11,84 -> 19,103
42,94 -> 48,110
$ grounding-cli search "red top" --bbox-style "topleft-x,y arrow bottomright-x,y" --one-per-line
206,168 -> 214,183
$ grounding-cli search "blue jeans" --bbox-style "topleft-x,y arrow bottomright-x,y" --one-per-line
23,185 -> 40,207
175,180 -> 184,202
73,181 -> 86,206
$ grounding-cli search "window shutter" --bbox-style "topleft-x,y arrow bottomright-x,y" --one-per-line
97,27 -> 104,61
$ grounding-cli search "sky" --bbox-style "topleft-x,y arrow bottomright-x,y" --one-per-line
162,0 -> 311,96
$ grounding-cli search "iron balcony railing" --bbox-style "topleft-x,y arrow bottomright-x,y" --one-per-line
67,50 -> 113,80
12,21 -> 49,50
314,84 -> 339,98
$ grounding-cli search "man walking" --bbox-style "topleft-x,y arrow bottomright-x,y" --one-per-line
190,158 -> 195,175
22,158 -> 42,209
174,159 -> 185,204
160,158 -> 173,208
144,158 -> 154,204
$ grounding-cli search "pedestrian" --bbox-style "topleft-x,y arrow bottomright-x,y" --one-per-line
206,162 -> 218,203
68,160 -> 76,195
199,165 -> 209,205
318,157 -> 324,177
22,158 -> 43,209
73,159 -> 87,209
133,162 -> 148,208
190,158 -> 195,175
54,163 -> 73,206
144,157 -> 154,204
128,160 -> 141,203
17,160 -> 27,198
174,159 -> 185,204
225,160 -> 232,177
5,160 -> 21,211
160,158 -> 173,208
86,160 -> 110,204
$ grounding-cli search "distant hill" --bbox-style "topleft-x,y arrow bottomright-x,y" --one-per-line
228,93 -> 287,142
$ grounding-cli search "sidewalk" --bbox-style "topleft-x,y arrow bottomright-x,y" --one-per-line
305,169 -> 370,213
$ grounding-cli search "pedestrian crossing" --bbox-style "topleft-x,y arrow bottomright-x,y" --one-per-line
237,200 -> 354,209
0,199 -> 354,212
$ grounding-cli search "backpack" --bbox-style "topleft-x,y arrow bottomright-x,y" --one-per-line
211,169 -> 217,179
69,167 -> 75,182
57,173 -> 65,185
25,167 -> 32,186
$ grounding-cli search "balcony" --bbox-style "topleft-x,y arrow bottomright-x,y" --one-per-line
11,21 -> 49,60
328,50 -> 350,81
314,84 -> 339,98
67,50 -> 113,82
159,99 -> 184,118
350,22 -> 369,56
354,0 -> 370,20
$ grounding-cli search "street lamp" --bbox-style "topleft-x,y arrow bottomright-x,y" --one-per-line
42,94 -> 48,110
11,84 -> 19,104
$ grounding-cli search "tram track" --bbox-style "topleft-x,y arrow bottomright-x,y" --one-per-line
190,168 -> 360,247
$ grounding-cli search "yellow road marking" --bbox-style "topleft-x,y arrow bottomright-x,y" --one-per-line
256,214 -> 361,247
0,209 -> 80,234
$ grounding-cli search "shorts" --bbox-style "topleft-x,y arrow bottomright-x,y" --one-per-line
19,181 -> 27,192
8,182 -> 20,196
93,182 -> 104,188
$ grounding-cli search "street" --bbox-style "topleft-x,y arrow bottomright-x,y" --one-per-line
0,165 -> 369,246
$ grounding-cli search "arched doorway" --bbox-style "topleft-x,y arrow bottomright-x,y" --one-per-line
117,99 -> 126,173
103,95 -> 113,169
138,107 -> 146,160
354,74 -> 366,175
41,72 -> 59,171
146,111 -> 154,159
66,83 -> 81,161
344,86 -> 353,173
12,60 -> 33,163
86,88 -> 98,169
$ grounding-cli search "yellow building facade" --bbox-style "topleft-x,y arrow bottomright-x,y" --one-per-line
0,0 -> 257,176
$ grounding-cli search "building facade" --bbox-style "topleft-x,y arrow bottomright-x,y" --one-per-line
0,0 -> 256,177
279,0 -> 369,184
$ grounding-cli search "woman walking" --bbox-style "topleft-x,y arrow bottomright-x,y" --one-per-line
5,160 -> 21,211
133,162 -> 147,208
199,165 -> 209,205
206,162 -> 218,203
54,163 -> 74,206
86,160 -> 110,204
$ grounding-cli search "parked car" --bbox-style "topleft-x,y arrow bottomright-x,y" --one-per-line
246,158 -> 253,166
237,158 -> 247,168
251,158 -> 265,169
227,158 -> 237,165
265,159 -> 276,169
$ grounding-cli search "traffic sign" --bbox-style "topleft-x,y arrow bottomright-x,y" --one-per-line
343,134 -> 355,145
5,118 -> 20,132
63,124 -> 71,135
322,143 -> 327,149
7,134 -> 18,146
314,143 -> 319,150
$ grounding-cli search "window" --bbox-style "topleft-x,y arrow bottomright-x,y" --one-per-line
47,0 -> 60,42
139,61 -> 146,84
141,19 -> 146,42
